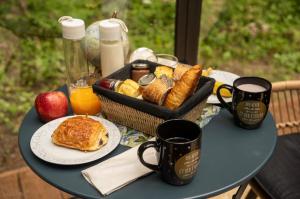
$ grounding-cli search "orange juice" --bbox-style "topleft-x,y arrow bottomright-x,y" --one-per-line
69,86 -> 101,115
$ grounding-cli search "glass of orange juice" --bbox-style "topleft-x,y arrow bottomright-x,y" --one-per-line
68,77 -> 101,115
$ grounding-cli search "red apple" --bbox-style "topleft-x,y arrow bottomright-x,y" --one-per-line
35,91 -> 68,122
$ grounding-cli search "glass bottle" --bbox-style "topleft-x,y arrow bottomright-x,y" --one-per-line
99,20 -> 125,77
59,16 -> 101,115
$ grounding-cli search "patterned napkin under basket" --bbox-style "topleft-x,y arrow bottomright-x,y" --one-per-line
93,60 -> 215,136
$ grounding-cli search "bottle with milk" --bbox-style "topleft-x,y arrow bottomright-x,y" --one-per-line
99,20 -> 124,77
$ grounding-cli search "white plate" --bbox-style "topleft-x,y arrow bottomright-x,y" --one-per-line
30,116 -> 121,165
207,70 -> 240,104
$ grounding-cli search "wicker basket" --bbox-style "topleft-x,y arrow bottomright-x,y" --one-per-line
93,60 -> 214,136
100,95 -> 208,136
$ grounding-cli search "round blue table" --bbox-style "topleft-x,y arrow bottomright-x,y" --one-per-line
19,88 -> 277,199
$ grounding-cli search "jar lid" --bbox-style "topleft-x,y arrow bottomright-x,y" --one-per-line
58,16 -> 85,40
132,63 -> 149,69
99,20 -> 122,41
129,47 -> 156,63
138,73 -> 156,86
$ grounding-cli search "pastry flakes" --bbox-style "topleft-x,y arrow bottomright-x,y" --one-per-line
51,116 -> 108,151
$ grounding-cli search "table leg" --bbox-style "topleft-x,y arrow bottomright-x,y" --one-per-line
232,183 -> 248,199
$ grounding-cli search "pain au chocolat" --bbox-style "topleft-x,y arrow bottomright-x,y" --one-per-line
51,116 -> 108,151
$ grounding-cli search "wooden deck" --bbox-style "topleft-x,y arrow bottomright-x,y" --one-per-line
0,166 -> 255,199
0,167 -> 72,199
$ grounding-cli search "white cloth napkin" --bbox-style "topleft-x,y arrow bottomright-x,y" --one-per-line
82,142 -> 157,196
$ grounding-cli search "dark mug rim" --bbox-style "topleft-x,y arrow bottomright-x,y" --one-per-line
156,119 -> 202,145
233,76 -> 272,94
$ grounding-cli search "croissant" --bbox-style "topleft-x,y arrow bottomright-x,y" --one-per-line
142,76 -> 173,105
164,65 -> 202,110
173,64 -> 191,81
52,116 -> 108,151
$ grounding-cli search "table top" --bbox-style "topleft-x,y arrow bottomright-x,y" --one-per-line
19,87 -> 277,199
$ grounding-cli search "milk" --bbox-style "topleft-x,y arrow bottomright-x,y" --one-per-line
100,41 -> 124,77
237,84 -> 266,92
99,20 -> 125,77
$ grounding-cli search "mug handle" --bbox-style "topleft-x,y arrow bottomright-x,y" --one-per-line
216,84 -> 233,114
137,141 -> 159,171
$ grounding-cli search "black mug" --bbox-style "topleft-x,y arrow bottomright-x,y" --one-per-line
217,76 -> 272,129
138,119 -> 202,185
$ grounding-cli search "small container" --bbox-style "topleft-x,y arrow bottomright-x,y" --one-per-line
147,54 -> 178,68
131,63 -> 150,82
116,79 -> 141,98
99,20 -> 124,77
98,78 -> 122,90
138,73 -> 156,86
129,47 -> 156,62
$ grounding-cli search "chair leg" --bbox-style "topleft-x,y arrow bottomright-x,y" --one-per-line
245,189 -> 257,199
232,183 -> 248,199
249,179 -> 272,199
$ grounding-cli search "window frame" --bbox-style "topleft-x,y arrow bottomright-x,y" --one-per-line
175,0 -> 202,65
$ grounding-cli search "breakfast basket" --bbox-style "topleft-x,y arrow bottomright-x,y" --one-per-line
92,60 -> 215,136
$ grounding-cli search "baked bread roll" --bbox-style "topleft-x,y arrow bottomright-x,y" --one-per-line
142,75 -> 173,105
52,116 -> 108,151
164,65 -> 202,110
173,64 -> 191,81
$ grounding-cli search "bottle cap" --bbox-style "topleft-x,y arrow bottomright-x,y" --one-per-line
58,16 -> 85,40
99,20 -> 122,41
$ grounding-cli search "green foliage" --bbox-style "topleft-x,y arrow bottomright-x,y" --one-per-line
0,37 -> 66,133
274,52 -> 300,72
18,38 -> 65,87
127,0 -> 175,54
0,0 -> 101,38
200,0 -> 300,72
0,88 -> 34,133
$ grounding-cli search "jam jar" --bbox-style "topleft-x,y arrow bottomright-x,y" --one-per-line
98,78 -> 122,90
131,63 -> 150,82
